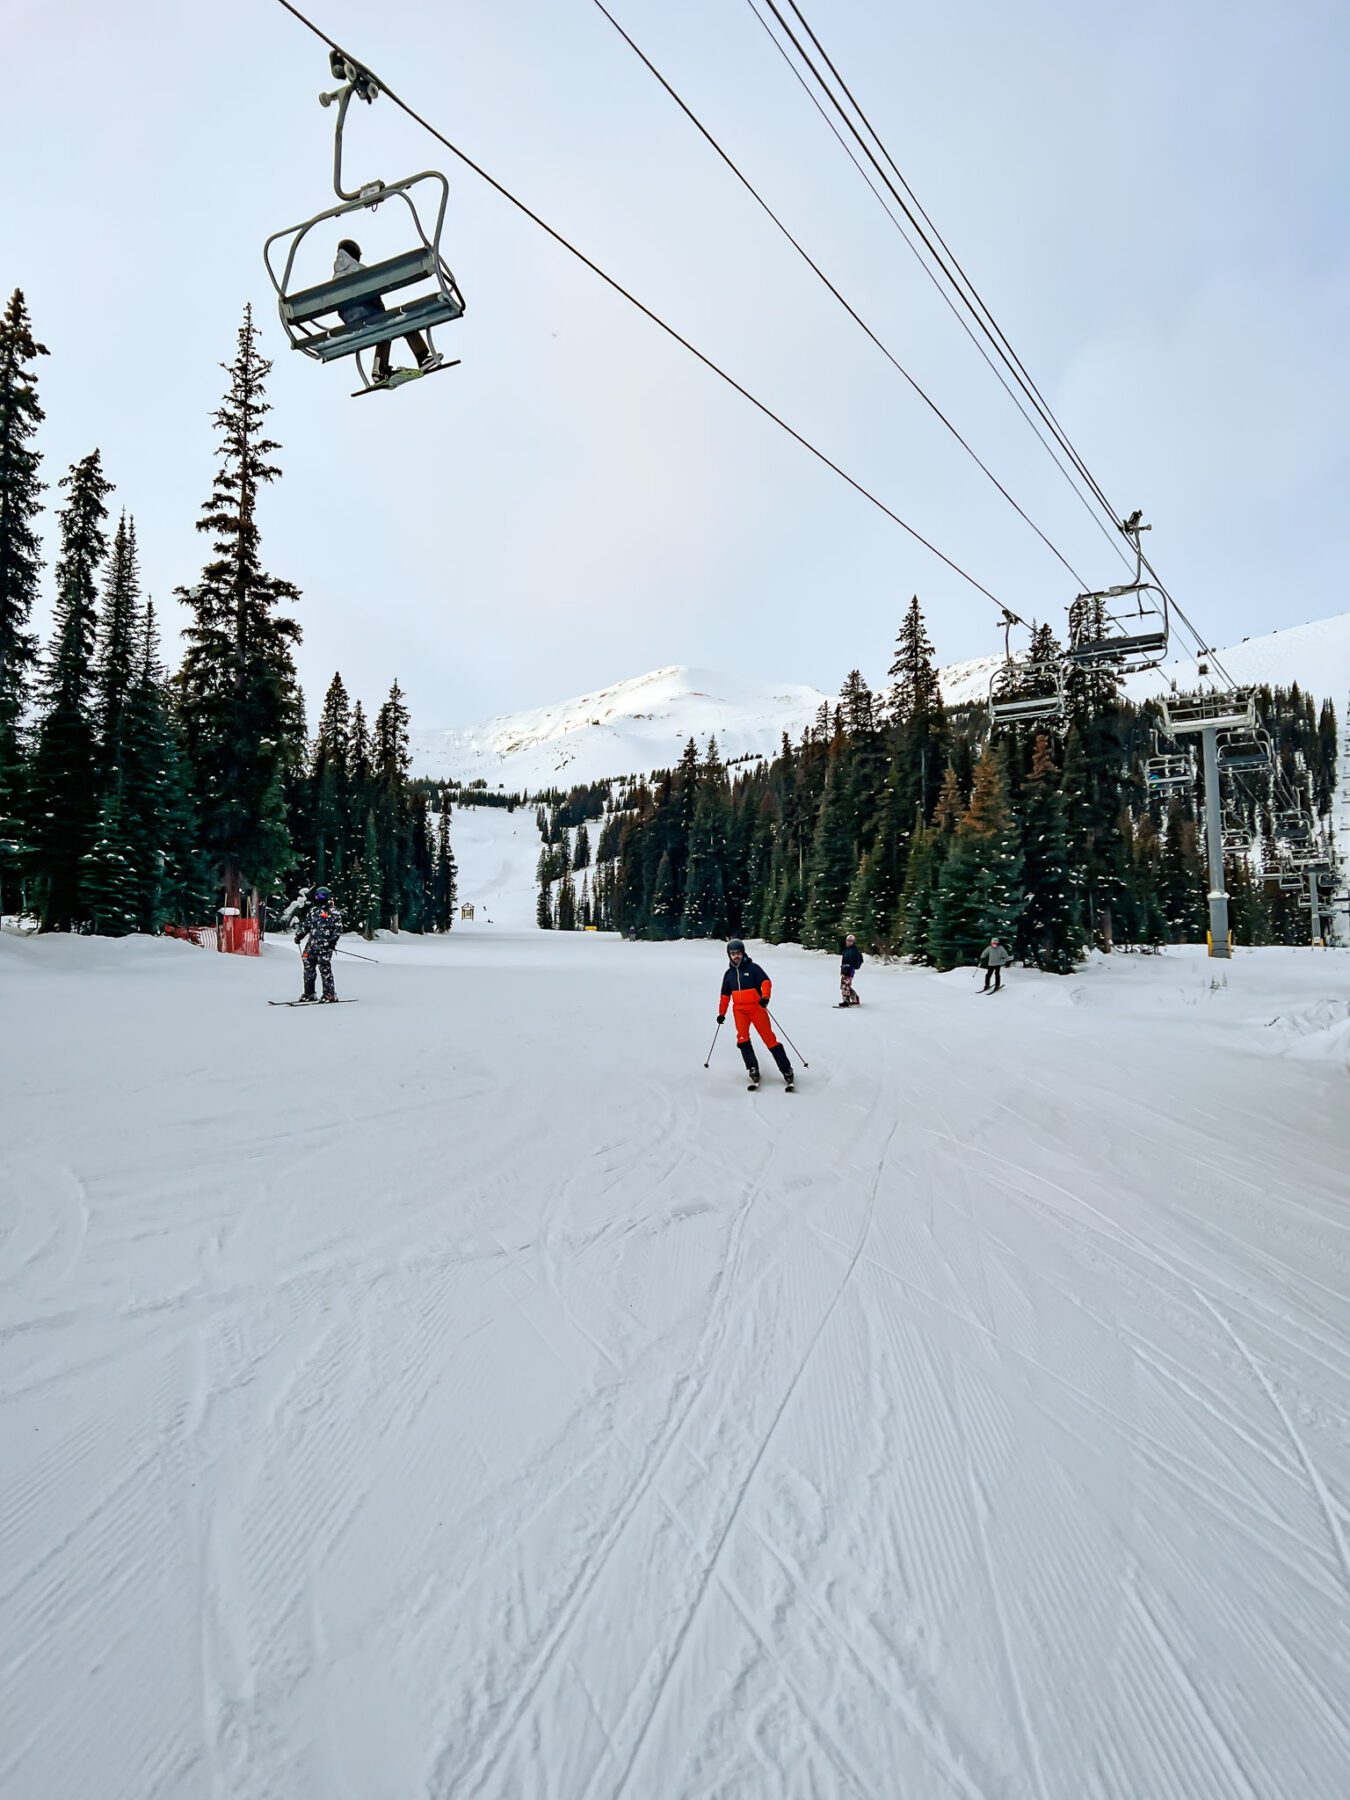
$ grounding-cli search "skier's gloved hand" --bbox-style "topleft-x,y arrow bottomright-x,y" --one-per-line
758,996 -> 770,1007
717,1014 -> 726,1024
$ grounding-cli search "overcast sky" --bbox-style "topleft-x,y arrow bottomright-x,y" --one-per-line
7,0 -> 1348,725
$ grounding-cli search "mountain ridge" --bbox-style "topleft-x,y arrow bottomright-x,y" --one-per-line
410,613 -> 1350,792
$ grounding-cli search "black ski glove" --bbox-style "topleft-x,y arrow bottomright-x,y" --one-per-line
717,1014 -> 726,1024
759,996 -> 770,1007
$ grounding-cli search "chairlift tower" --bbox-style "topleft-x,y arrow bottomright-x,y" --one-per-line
1158,685 -> 1257,961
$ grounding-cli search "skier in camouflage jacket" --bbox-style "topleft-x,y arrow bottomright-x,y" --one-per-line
295,889 -> 344,1000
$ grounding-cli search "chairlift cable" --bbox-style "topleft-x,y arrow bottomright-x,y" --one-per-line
271,0 -> 1018,616
590,0 -> 1091,589
760,0 -> 1260,710
766,0 -> 1127,538
740,0 -> 1130,573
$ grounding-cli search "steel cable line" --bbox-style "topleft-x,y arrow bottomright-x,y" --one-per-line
758,0 -> 1253,698
589,0 -> 1091,589
741,0 -> 1130,573
271,0 -> 1016,614
772,0 -> 1128,538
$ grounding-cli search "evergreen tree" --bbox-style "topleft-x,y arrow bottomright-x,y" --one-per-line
310,672 -> 352,887
681,737 -> 729,938
802,741 -> 856,948
0,290 -> 48,911
556,871 -> 577,930
431,794 -> 458,929
81,788 -> 139,936
648,849 -> 678,937
536,873 -> 554,928
372,680 -> 412,928
574,821 -> 591,871
929,751 -> 1024,969
176,306 -> 303,912
887,595 -> 947,819
1159,802 -> 1207,941
95,511 -> 141,764
29,449 -> 114,929
120,602 -> 205,930
1015,734 -> 1084,972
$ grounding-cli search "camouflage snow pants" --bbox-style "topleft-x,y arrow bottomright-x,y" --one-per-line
303,944 -> 336,999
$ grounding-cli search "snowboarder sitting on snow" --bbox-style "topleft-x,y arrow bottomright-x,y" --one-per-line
839,933 -> 863,1007
978,936 -> 1011,992
333,239 -> 444,386
295,888 -> 344,1002
718,939 -> 794,1090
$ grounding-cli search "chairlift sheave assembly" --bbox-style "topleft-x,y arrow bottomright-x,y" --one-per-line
1066,511 -> 1170,673
262,50 -> 466,397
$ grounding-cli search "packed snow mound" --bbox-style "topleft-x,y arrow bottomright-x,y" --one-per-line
410,665 -> 829,790
411,614 -> 1350,793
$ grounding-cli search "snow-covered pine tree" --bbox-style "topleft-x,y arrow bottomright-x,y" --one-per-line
81,788 -> 139,936
802,740 -> 856,949
310,672 -> 352,888
372,680 -> 412,929
928,752 -> 1024,969
681,736 -> 728,938
120,601 -> 205,931
573,821 -> 591,871
432,792 -> 457,929
1015,734 -> 1085,972
556,871 -> 577,930
0,290 -> 48,912
29,449 -> 114,930
175,306 -> 303,914
95,512 -> 141,767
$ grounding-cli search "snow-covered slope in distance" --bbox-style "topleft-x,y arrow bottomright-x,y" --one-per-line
409,666 -> 828,792
411,614 -> 1350,791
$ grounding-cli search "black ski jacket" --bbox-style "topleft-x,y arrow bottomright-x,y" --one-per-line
719,957 -> 772,1013
841,944 -> 863,973
296,904 -> 343,953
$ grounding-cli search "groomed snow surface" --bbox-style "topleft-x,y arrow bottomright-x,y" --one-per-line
3,927 -> 1350,1800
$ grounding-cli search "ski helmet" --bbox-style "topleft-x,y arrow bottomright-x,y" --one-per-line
315,887 -> 331,903
337,238 -> 362,259
726,938 -> 745,956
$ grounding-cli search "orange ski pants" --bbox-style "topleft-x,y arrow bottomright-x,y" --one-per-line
730,1001 -> 779,1051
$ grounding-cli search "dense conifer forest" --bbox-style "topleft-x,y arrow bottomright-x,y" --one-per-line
1,286 -> 1335,962
0,291 -> 456,936
536,598 -> 1338,965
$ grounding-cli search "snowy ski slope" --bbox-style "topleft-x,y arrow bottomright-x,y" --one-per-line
2,927 -> 1348,1799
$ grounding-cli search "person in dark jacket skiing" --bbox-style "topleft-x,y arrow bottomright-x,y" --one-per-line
295,888 -> 344,1001
718,940 -> 795,1089
978,936 -> 1011,992
839,933 -> 863,1007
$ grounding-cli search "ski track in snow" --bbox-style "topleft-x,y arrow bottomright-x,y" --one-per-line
2,929 -> 1350,1798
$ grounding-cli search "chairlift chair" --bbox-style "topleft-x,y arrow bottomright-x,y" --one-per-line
1220,825 -> 1252,856
1215,728 -> 1274,773
987,618 -> 1067,729
1064,512 -> 1170,672
1158,687 -> 1256,737
1273,808 -> 1310,842
263,51 -> 466,395
1144,753 -> 1192,794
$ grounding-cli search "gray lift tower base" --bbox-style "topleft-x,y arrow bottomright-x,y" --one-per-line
1160,688 -> 1260,962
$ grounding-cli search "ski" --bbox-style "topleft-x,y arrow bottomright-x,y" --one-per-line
269,999 -> 359,1007
352,360 -> 460,398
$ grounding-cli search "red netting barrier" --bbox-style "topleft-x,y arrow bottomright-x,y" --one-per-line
164,921 -> 259,956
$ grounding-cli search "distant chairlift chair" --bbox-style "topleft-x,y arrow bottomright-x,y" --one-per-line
263,51 -> 466,396
987,617 -> 1068,730
1065,511 -> 1170,673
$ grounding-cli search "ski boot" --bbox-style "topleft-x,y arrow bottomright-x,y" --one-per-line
738,1041 -> 761,1091
771,1043 -> 795,1092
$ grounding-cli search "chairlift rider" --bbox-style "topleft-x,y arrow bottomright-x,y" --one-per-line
334,239 -> 443,386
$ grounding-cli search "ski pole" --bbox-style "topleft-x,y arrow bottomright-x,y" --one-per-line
703,1018 -> 724,1067
765,1010 -> 809,1067
336,945 -> 380,964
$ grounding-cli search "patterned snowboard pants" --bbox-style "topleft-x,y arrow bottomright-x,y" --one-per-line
303,944 -> 336,999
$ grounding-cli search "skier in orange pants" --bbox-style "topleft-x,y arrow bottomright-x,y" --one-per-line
717,939 -> 795,1090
